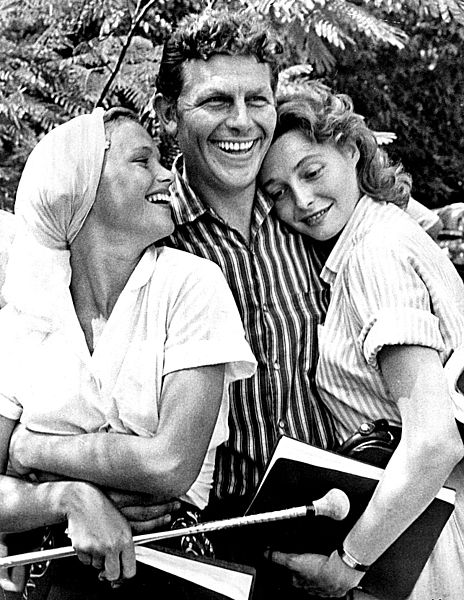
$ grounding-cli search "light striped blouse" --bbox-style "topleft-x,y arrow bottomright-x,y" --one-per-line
317,195 -> 464,440
165,158 -> 336,502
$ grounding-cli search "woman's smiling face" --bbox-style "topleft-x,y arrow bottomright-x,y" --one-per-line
260,129 -> 361,241
94,119 -> 175,244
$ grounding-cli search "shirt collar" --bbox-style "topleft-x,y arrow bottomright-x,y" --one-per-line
170,156 -> 210,226
123,245 -> 161,291
170,154 -> 273,230
322,195 -> 380,285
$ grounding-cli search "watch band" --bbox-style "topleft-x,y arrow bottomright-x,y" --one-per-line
337,546 -> 370,572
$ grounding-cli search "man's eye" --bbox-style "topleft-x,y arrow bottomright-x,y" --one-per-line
248,96 -> 270,107
203,97 -> 229,107
134,158 -> 149,167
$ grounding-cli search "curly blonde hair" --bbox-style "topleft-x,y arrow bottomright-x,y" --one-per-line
274,81 -> 412,208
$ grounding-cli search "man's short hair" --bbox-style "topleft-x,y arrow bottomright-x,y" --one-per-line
156,7 -> 282,104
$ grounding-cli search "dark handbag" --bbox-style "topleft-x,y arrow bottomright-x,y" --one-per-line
338,419 -> 401,469
167,503 -> 214,558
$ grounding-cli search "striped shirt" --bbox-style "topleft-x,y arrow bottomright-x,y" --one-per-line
165,157 -> 336,503
317,195 -> 464,440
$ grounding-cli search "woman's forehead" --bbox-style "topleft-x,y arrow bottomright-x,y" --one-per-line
108,120 -> 156,151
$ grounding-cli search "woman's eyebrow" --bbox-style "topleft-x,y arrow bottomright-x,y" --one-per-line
295,154 -> 322,171
129,144 -> 154,154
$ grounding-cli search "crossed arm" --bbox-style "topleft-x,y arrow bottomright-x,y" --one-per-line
2,363 -> 225,590
10,364 -> 225,498
0,414 -> 137,588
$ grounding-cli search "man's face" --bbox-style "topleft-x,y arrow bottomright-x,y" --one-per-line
173,54 -> 276,197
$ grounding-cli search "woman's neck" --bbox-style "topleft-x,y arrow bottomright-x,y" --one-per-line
312,231 -> 342,265
70,232 -> 142,352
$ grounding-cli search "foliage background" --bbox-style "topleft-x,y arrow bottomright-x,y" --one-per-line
332,10 -> 464,208
0,0 -> 463,212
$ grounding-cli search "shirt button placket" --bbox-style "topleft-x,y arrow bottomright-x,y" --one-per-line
277,418 -> 287,435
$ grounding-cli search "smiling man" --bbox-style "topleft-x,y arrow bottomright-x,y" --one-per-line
155,8 -> 337,597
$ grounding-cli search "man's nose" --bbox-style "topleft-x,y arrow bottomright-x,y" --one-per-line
226,99 -> 252,131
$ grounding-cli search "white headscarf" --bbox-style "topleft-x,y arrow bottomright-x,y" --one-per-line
3,108 -> 106,326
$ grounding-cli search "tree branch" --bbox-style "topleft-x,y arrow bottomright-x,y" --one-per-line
95,0 -> 158,107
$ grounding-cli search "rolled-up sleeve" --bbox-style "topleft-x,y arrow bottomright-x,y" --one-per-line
0,391 -> 22,421
163,260 -> 257,384
0,322 -> 23,422
344,242 -> 446,369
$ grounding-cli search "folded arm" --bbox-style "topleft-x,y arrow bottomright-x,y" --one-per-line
10,364 -> 225,499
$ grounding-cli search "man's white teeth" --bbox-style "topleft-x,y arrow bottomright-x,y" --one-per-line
215,140 -> 255,153
146,193 -> 170,204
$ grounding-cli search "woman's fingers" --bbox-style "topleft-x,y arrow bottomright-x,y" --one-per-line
120,501 -> 179,521
75,551 -> 92,566
65,482 -> 137,581
0,565 -> 27,593
129,513 -> 173,534
97,544 -> 136,585
102,552 -> 122,582
120,544 -> 137,580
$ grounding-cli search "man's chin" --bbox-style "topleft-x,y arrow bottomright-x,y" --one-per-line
215,173 -> 258,196
214,161 -> 263,190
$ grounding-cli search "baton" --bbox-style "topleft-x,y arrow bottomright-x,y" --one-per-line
0,488 -> 350,569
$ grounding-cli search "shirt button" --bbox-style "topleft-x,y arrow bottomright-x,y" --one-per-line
262,304 -> 269,312
278,419 -> 287,433
273,361 -> 280,370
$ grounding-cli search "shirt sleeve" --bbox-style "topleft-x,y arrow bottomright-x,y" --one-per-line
406,197 -> 440,232
0,308 -> 24,421
343,241 -> 445,369
163,259 -> 257,384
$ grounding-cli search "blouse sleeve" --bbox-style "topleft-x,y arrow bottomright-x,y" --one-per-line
343,241 -> 445,369
0,308 -> 24,421
163,258 -> 257,384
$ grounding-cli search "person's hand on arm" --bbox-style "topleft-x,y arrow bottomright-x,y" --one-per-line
0,416 -> 136,590
268,549 -> 364,597
8,455 -> 181,534
9,364 -> 225,498
267,345 -> 464,596
105,489 -> 181,534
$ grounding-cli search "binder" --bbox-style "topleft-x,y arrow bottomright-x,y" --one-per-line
244,436 -> 455,600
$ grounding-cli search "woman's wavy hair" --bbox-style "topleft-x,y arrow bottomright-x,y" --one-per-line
274,81 -> 411,207
156,7 -> 282,104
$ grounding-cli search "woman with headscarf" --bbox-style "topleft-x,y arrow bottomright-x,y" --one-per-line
0,107 -> 256,597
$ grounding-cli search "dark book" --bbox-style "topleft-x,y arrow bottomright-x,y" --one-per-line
244,435 -> 455,600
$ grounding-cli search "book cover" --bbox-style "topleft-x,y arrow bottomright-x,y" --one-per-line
244,436 -> 455,600
135,545 -> 256,600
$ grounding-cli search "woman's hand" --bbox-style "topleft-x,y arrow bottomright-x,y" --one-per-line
105,490 -> 181,534
0,535 -> 27,593
62,482 -> 136,583
266,549 -> 364,598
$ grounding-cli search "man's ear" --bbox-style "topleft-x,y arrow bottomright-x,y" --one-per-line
155,94 -> 178,137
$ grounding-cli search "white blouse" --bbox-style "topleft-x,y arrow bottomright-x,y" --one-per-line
0,246 -> 257,509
